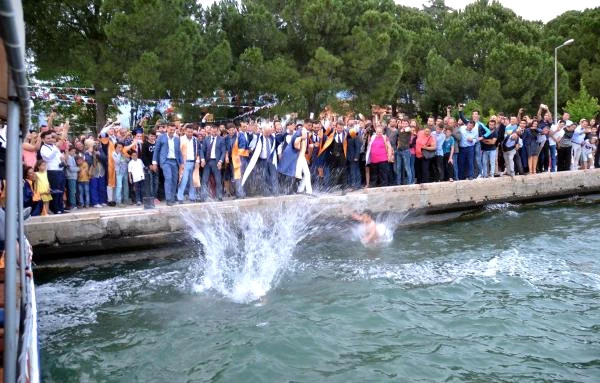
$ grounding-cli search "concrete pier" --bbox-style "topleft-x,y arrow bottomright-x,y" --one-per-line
26,170 -> 600,258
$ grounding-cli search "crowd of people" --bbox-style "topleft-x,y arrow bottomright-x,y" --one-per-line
13,104 -> 600,216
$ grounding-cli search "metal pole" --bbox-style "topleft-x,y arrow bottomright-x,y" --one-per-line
554,47 -> 558,124
18,153 -> 25,296
4,77 -> 20,383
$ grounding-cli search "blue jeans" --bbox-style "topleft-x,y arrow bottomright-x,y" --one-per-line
133,181 -> 144,203
78,181 -> 90,206
395,149 -> 413,185
115,171 -> 129,204
90,176 -> 107,206
348,160 -> 361,188
47,170 -> 65,213
474,141 -> 483,177
481,149 -> 497,177
177,161 -> 197,201
145,168 -> 159,199
409,154 -> 416,184
452,153 -> 459,179
161,159 -> 179,203
549,145 -> 557,172
67,179 -> 77,207
458,146 -> 475,180
201,159 -> 223,200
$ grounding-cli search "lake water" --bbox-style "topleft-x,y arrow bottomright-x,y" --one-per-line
36,202 -> 600,382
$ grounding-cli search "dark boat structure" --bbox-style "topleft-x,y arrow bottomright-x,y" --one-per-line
1,0 -> 39,381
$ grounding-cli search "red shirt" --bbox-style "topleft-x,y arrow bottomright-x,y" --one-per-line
415,131 -> 434,159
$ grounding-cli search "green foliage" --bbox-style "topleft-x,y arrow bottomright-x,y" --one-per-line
565,80 -> 600,122
23,0 -> 600,124
543,8 -> 600,100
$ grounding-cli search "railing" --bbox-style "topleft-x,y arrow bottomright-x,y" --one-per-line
17,274 -> 38,383
1,0 -> 38,381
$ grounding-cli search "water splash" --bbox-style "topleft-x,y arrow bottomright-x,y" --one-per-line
182,202 -> 317,304
350,212 -> 403,246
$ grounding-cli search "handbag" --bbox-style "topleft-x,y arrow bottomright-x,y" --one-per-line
421,137 -> 436,159
385,136 -> 395,163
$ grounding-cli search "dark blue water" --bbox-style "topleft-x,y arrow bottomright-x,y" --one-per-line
37,203 -> 600,382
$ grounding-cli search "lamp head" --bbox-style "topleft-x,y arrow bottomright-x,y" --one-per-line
562,38 -> 574,47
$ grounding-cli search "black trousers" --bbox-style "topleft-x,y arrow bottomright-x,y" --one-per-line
369,161 -> 389,187
47,169 -> 65,213
557,146 -> 571,171
432,155 -> 444,182
443,153 -> 455,180
416,157 -> 431,183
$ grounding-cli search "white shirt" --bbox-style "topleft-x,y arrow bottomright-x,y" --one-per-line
572,126 -> 586,145
40,144 -> 62,170
0,126 -> 6,148
210,136 -> 217,159
181,136 -> 195,160
128,158 -> 145,182
260,136 -> 270,159
167,135 -> 176,159
548,124 -> 564,146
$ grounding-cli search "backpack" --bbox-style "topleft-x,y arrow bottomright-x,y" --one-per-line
502,136 -> 517,152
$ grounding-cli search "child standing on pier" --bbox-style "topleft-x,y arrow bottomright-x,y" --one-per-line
128,149 -> 145,206
34,160 -> 52,215
76,155 -> 90,208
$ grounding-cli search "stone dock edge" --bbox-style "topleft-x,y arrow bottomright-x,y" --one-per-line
26,170 -> 600,260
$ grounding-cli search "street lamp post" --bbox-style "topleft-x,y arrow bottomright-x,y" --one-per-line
554,38 -> 574,123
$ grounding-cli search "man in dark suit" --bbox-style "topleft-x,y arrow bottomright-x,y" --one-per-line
151,124 -> 183,206
346,122 -> 363,189
321,121 -> 348,188
200,125 -> 226,201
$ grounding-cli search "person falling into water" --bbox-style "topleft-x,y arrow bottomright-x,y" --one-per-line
351,209 -> 380,244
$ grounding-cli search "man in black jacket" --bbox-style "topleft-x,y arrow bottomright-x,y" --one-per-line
142,131 -> 159,202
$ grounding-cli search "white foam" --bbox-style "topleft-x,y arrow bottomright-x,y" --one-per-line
298,248 -> 600,290
36,264 -> 188,336
182,203 -> 317,304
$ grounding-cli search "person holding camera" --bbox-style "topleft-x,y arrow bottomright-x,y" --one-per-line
40,131 -> 67,214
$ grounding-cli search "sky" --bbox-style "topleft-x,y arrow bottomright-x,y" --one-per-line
197,0 -> 597,23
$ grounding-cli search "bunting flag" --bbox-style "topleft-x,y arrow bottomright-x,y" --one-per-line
232,102 -> 278,121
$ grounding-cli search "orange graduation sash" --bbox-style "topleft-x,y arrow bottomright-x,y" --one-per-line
231,135 -> 242,180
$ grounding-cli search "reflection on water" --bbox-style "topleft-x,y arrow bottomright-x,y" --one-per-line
36,203 -> 600,382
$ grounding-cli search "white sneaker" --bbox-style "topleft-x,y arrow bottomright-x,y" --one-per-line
94,204 -> 102,208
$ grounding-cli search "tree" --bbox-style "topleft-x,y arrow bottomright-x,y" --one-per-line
421,50 -> 479,116
565,80 -> 600,122
24,0 -> 115,131
543,8 -> 600,99
484,43 -> 555,114
24,0 -> 210,130
479,77 -> 505,114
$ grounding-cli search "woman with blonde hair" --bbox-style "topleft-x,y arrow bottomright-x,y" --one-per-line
365,124 -> 393,187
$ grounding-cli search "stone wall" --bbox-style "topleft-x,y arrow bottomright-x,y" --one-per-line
26,170 -> 600,257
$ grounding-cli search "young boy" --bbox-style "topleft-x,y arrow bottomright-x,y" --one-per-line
128,149 -> 145,206
65,147 -> 80,210
76,155 -> 90,207
582,136 -> 597,170
442,127 -> 455,181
